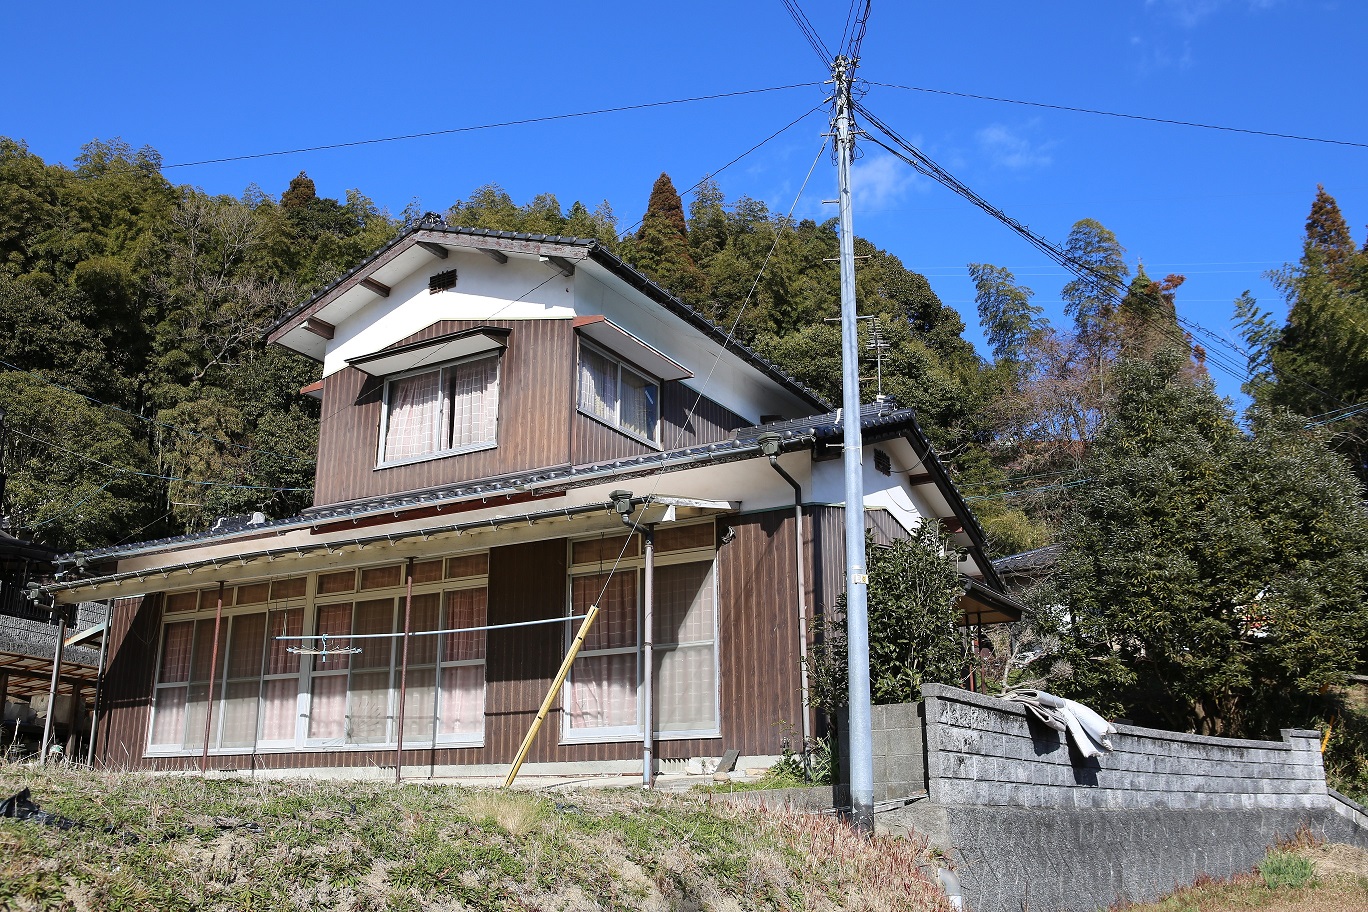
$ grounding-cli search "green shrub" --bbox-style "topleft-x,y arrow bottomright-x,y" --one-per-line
1257,849 -> 1315,889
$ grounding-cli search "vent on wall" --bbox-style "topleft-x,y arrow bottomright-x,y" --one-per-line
428,269 -> 458,294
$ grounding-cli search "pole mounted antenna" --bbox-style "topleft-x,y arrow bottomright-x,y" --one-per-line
831,52 -> 875,834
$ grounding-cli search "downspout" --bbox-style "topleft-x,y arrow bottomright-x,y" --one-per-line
757,433 -> 811,769
201,581 -> 225,776
85,599 -> 113,766
642,523 -> 655,788
39,608 -> 67,762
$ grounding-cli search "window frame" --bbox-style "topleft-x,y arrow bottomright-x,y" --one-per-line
559,523 -> 721,745
145,555 -> 490,757
576,339 -> 662,448
375,351 -> 502,469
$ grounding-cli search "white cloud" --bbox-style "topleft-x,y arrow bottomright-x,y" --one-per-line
1145,0 -> 1279,28
975,122 -> 1055,171
850,150 -> 924,209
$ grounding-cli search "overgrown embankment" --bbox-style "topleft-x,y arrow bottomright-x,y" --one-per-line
0,767 -> 950,912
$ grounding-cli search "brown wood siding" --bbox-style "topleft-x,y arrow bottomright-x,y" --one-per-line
96,594 -> 159,769
715,510 -> 805,757
572,381 -> 750,466
314,319 -> 575,507
102,514 -> 814,772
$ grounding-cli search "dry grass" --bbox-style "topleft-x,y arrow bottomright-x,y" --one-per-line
1117,844 -> 1368,912
0,764 -> 953,912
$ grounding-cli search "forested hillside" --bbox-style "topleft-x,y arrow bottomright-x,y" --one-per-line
0,140 -> 1025,555
3,136 -> 1363,570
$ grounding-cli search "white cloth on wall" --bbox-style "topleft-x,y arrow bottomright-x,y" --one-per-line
1007,688 -> 1118,758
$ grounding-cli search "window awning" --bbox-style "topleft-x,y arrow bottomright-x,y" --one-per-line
573,316 -> 692,381
348,326 -> 510,377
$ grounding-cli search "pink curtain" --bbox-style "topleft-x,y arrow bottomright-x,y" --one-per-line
651,562 -> 717,732
159,622 -> 194,684
265,608 -> 302,676
438,665 -> 485,735
150,686 -> 187,746
569,653 -> 637,728
384,369 -> 442,460
259,679 -> 297,742
573,573 -> 636,652
308,674 -> 347,740
219,681 -> 261,748
443,589 -> 487,662
313,603 -> 353,672
449,356 -> 499,448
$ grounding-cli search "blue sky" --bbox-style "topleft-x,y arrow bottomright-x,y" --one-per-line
6,1 -> 1365,409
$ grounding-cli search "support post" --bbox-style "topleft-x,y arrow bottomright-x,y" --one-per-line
642,524 -> 655,787
39,610 -> 67,762
832,53 -> 874,833
86,600 -> 113,765
503,604 -> 601,788
395,558 -> 414,784
200,582 -> 224,776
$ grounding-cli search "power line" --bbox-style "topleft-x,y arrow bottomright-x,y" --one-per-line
780,0 -> 835,65
0,359 -> 315,465
158,83 -> 823,171
619,103 -> 827,238
852,100 -> 1346,409
8,427 -> 311,492
869,82 -> 1368,151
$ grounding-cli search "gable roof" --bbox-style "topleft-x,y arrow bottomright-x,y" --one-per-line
48,402 -> 1001,599
267,217 -> 830,412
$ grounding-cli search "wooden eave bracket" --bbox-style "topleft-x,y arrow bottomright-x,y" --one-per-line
303,317 -> 335,340
480,248 -> 509,264
361,277 -> 391,298
416,241 -> 449,259
541,255 -> 576,276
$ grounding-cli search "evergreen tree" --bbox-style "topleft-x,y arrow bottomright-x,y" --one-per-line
1040,347 -> 1368,736
1235,186 -> 1368,479
806,525 -> 971,711
628,172 -> 706,302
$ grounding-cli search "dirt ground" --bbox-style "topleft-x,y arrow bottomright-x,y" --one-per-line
1118,843 -> 1368,912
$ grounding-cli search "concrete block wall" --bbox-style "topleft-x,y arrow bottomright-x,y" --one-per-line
919,683 -> 1328,811
870,701 -> 926,802
888,685 -> 1368,912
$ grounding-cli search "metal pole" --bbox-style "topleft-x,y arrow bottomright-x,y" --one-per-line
39,610 -> 66,763
86,600 -> 113,765
833,53 -> 875,833
200,582 -> 224,776
395,558 -> 414,784
642,525 -> 655,788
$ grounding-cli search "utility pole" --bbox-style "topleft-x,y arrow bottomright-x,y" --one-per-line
832,53 -> 874,834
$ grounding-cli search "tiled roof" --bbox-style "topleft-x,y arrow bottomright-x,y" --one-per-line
61,404 -> 935,566
993,544 -> 1062,576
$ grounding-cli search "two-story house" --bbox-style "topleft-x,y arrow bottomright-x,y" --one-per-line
48,217 -> 1019,779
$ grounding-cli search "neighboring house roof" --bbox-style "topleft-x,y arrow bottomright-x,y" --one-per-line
50,402 -> 1003,599
266,217 -> 831,412
993,544 -> 1062,578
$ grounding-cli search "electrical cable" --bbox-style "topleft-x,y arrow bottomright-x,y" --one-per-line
0,359 -> 314,465
868,81 -> 1368,151
7,427 -> 311,492
852,99 -> 1348,409
141,83 -> 823,172
779,0 -> 834,65
618,103 -> 827,238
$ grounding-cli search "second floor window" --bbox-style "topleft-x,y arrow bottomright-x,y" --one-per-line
379,354 -> 500,465
578,344 -> 660,445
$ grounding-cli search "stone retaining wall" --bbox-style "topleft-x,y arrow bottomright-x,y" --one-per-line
879,685 -> 1368,912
